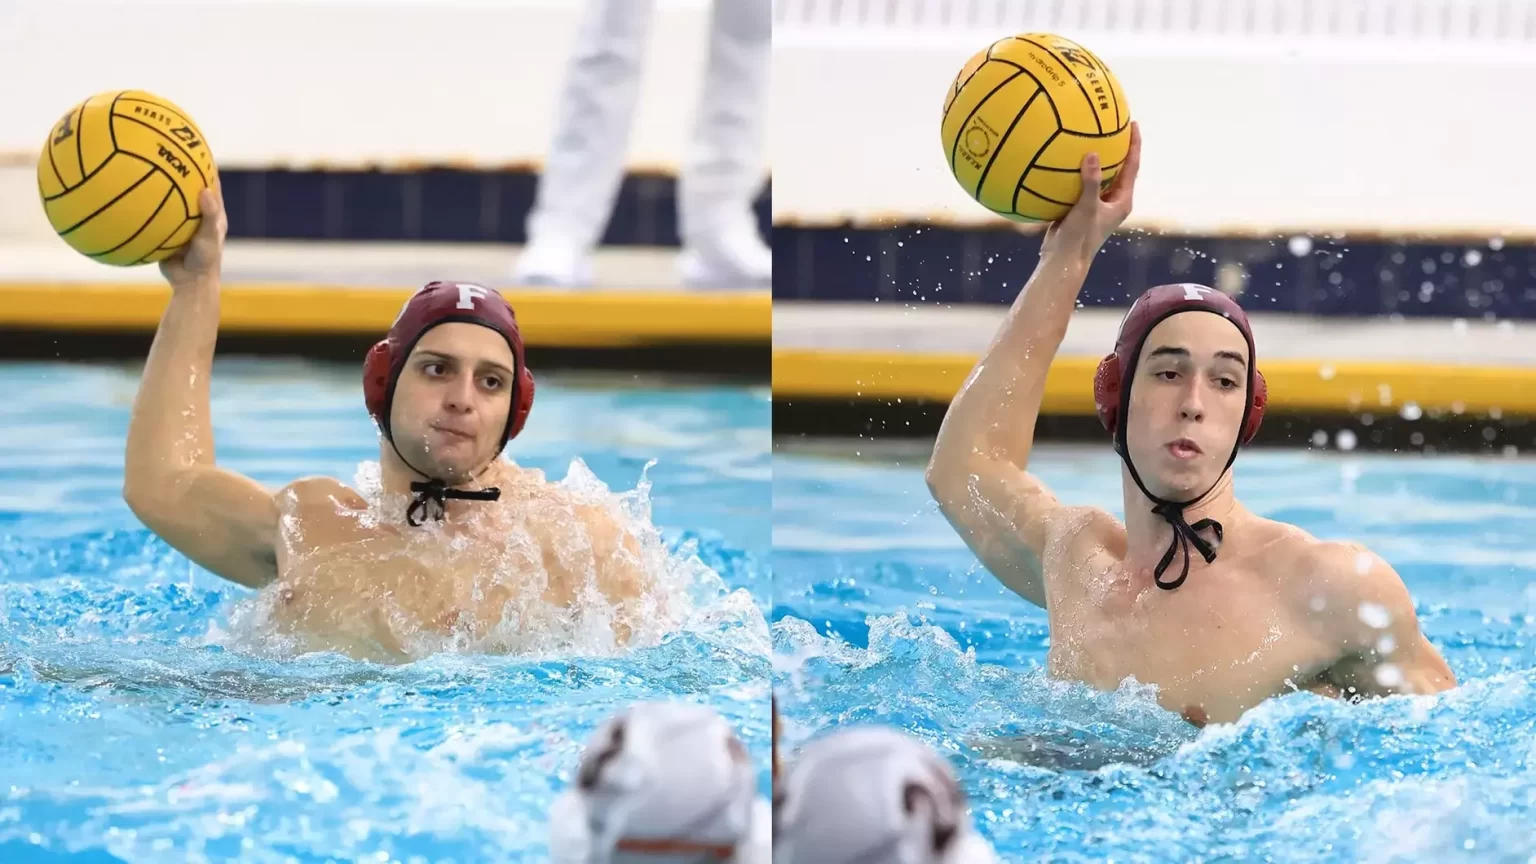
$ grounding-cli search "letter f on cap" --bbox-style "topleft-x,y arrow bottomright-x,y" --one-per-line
456,283 -> 489,310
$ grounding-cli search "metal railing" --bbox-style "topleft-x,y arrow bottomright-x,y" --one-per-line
774,0 -> 1536,41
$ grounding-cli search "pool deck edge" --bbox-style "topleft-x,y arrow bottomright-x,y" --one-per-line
774,302 -> 1536,416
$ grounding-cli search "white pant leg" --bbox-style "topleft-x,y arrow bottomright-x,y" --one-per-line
676,0 -> 772,284
523,0 -> 657,254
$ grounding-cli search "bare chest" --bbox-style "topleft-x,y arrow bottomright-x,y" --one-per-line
266,502 -> 576,659
1046,560 -> 1335,724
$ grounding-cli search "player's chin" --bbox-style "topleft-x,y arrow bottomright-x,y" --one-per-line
1152,462 -> 1215,500
431,454 -> 487,484
413,445 -> 485,483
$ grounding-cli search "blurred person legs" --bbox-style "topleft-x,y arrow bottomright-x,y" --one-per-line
773,715 -> 998,864
516,0 -> 652,288
550,701 -> 770,863
674,0 -> 771,288
516,0 -> 771,289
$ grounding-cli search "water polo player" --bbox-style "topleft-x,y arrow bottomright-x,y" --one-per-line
123,186 -> 653,660
550,701 -> 770,864
773,722 -> 998,864
925,124 -> 1456,726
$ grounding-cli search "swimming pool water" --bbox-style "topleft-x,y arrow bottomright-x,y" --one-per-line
773,441 -> 1536,864
0,360 -> 772,863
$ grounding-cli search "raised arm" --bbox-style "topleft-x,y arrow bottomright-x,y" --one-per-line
121,186 -> 281,589
925,123 -> 1141,609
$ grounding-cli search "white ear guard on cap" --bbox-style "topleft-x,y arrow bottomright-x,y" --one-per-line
774,726 -> 999,864
549,701 -> 769,864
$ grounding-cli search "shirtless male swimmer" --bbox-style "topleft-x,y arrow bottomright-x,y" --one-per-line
122,186 -> 651,662
926,124 -> 1457,727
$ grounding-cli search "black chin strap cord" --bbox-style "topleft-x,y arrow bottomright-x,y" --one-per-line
385,432 -> 501,526
1117,433 -> 1227,591
1148,501 -> 1223,591
406,479 -> 501,526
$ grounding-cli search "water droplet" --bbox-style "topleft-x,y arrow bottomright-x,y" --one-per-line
1319,365 -> 1336,380
1310,595 -> 1326,611
1451,318 -> 1468,334
1288,236 -> 1313,256
1358,602 -> 1392,629
1376,634 -> 1396,655
1311,430 -> 1328,447
1504,445 -> 1520,458
1489,237 -> 1505,250
1463,249 -> 1483,267
1374,663 -> 1403,688
1355,552 -> 1374,575
1400,402 -> 1422,421
1336,429 -> 1358,451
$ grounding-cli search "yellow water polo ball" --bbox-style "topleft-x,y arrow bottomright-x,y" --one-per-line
942,33 -> 1132,222
38,89 -> 217,266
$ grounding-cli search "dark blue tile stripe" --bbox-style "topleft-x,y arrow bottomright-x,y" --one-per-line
772,224 -> 1536,320
221,168 -> 772,248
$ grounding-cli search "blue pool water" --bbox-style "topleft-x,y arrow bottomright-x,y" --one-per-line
0,360 -> 771,863
773,441 -> 1536,864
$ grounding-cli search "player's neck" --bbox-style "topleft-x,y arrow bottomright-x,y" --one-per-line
378,446 -> 505,519
1120,467 -> 1243,571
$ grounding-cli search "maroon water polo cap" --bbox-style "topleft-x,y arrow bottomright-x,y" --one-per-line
363,281 -> 535,449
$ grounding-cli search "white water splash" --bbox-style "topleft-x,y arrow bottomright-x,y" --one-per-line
211,457 -> 753,662
1358,602 -> 1393,630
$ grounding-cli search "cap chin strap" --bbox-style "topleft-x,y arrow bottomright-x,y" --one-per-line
386,433 -> 502,526
1146,498 -> 1222,590
1114,435 -> 1230,591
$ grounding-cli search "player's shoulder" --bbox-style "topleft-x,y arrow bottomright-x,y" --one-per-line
277,475 -> 364,511
502,463 -> 613,522
1266,524 -> 1403,603
1306,535 -> 1389,580
1240,516 -> 1377,581
1052,503 -> 1125,544
1037,503 -> 1127,570
1271,528 -> 1426,651
493,459 -> 548,491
